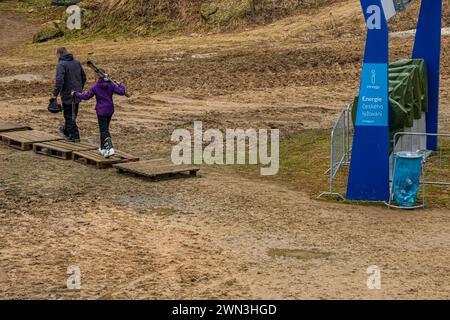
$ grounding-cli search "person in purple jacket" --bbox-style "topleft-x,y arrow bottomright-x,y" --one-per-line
73,70 -> 126,158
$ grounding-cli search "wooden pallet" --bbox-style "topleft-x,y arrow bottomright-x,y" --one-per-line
33,141 -> 97,160
0,121 -> 31,133
114,159 -> 200,179
0,130 -> 62,151
73,150 -> 139,169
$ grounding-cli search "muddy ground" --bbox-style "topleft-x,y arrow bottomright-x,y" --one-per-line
0,1 -> 449,299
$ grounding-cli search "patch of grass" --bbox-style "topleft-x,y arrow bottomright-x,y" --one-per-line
218,129 -> 336,197
220,128 -> 450,209
23,0 -> 348,40
421,139 -> 450,209
0,146 -> 14,155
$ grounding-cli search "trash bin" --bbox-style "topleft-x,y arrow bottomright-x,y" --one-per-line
392,151 -> 423,208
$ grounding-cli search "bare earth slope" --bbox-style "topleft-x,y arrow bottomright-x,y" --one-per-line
0,11 -> 36,54
0,1 -> 449,299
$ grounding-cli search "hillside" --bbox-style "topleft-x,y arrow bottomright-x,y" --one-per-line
85,0 -> 346,35
0,0 -> 347,42
6,0 -> 448,42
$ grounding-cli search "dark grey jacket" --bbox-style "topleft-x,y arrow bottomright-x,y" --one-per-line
52,53 -> 87,105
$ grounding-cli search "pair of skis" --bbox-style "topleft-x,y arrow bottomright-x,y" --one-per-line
86,60 -> 130,98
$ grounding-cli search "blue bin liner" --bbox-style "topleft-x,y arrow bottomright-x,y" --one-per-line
393,151 -> 423,207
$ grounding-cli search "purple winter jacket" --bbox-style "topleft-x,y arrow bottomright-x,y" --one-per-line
74,78 -> 126,116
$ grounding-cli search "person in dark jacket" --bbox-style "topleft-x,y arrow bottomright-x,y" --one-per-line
74,71 -> 127,158
51,47 -> 87,142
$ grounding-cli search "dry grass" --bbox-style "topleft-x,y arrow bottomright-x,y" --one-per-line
12,0 -> 450,40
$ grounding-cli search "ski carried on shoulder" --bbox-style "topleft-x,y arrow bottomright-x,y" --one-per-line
86,60 -> 130,98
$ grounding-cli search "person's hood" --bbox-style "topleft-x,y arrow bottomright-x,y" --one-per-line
97,77 -> 111,89
60,53 -> 74,62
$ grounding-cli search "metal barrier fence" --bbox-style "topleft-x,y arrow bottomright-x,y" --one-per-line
318,103 -> 448,204
387,131 -> 450,209
318,104 -> 353,200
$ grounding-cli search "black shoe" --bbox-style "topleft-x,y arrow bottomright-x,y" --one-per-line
72,134 -> 81,143
64,135 -> 80,143
72,129 -> 81,143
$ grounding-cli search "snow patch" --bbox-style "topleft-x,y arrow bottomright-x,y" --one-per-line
390,27 -> 450,38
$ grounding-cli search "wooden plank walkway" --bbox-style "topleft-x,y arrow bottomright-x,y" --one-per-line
0,130 -> 62,151
33,141 -> 97,160
114,159 -> 200,179
73,150 -> 139,169
0,121 -> 31,133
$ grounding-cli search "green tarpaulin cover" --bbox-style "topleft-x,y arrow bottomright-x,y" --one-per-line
352,59 -> 428,149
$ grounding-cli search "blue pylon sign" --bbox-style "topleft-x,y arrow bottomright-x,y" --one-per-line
347,0 -> 442,201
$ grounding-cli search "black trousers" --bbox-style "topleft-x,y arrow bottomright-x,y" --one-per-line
97,115 -> 113,150
62,103 -> 80,138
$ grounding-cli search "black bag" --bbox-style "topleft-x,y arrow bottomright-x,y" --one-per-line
48,98 -> 62,113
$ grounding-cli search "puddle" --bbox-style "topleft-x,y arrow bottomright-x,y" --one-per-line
0,73 -> 44,83
267,248 -> 331,260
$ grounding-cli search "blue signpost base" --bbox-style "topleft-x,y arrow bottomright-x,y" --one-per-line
347,0 -> 441,202
347,0 -> 390,201
347,126 -> 390,201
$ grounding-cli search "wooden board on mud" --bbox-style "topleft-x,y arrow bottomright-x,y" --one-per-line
0,121 -> 31,133
72,150 -> 139,169
33,141 -> 98,160
0,130 -> 62,151
114,159 -> 200,179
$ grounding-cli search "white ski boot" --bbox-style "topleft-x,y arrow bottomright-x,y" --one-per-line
104,148 -> 115,158
98,148 -> 106,157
